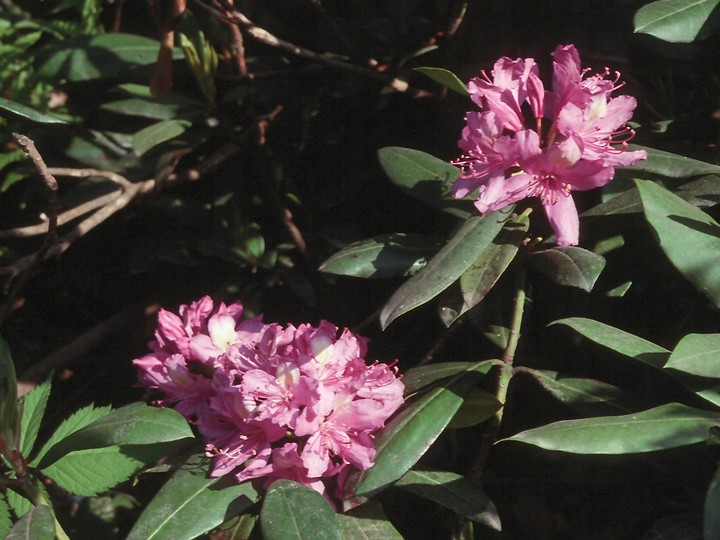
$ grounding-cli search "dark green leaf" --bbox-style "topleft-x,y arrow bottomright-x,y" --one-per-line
35,33 -> 181,81
133,120 -> 191,156
36,403 -> 193,469
0,97 -> 68,124
337,501 -> 403,539
627,145 -> 720,177
261,480 -> 341,540
636,179 -> 720,308
127,453 -> 259,540
343,362 -> 485,509
665,334 -> 720,378
318,234 -> 443,279
19,378 -> 52,457
0,336 -> 18,447
634,0 -> 720,42
402,360 -> 500,395
395,470 -> 500,530
527,247 -> 606,292
414,67 -> 469,95
550,317 -> 670,368
377,147 -> 472,217
705,463 -> 720,540
503,402 -> 720,453
380,212 -> 511,328
447,387 -> 502,428
440,213 -> 529,325
5,505 -> 54,540
100,98 -> 181,121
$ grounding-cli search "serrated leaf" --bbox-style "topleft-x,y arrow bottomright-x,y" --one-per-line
378,147 -> 472,217
665,334 -> 720,377
127,453 -> 259,540
414,67 -> 469,95
440,213 -> 529,326
41,446 -> 145,496
337,501 -> 403,539
521,368 -> 636,416
527,246 -> 606,292
343,362 -> 485,509
380,212 -> 511,328
634,0 -> 720,43
318,233 -> 443,279
5,487 -> 31,521
0,97 -> 68,124
636,179 -> 720,308
261,480 -> 341,540
705,463 -> 720,540
30,404 -> 113,467
447,387 -> 502,428
503,402 -> 720,454
395,470 -> 500,530
133,119 -> 190,156
550,317 -> 670,368
36,403 -> 193,469
402,360 -> 500,395
0,496 -> 12,538
5,505 -> 54,540
19,378 -> 51,458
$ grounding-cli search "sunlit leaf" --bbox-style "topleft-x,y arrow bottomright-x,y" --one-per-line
0,496 -> 11,538
337,501 -> 403,539
527,247 -> 606,292
634,0 -> 720,43
447,387 -> 502,428
343,362 -> 485,509
5,505 -> 54,540
665,334 -> 720,378
414,67 -> 469,95
0,97 -> 68,124
127,454 -> 259,540
36,403 -> 193,469
18,378 -> 51,457
378,147 -> 472,217
380,212 -> 511,328
319,233 -> 443,279
503,402 -> 720,453
636,179 -> 720,308
261,480 -> 341,540
395,470 -> 500,530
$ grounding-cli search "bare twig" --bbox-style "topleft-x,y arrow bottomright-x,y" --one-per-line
166,143 -> 242,182
191,0 -> 435,98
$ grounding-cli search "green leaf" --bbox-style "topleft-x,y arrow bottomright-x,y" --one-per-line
261,480 -> 341,540
0,336 -> 18,447
35,33 -> 180,81
127,453 -> 259,540
41,446 -> 147,496
551,317 -> 669,368
377,147 -> 472,217
5,505 -> 54,540
413,67 -> 469,95
503,402 -> 720,453
440,213 -> 529,326
18,378 -> 52,457
634,0 -> 720,43
100,98 -> 182,121
343,362 -> 485,509
337,501 -> 403,539
318,234 -> 443,279
133,119 -> 191,156
395,470 -> 500,530
31,404 -> 112,467
521,368 -> 636,416
628,145 -> 720,177
447,387 -> 502,428
636,178 -> 720,308
705,463 -> 720,540
380,212 -> 511,329
0,97 -> 68,124
402,360 -> 500,395
36,403 -> 193,469
0,496 -> 12,538
527,247 -> 606,292
665,334 -> 720,377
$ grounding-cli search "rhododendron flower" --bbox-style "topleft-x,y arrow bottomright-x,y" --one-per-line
453,44 -> 646,245
134,296 -> 404,504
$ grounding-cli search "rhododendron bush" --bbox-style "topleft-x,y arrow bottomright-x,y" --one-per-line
0,1 -> 719,539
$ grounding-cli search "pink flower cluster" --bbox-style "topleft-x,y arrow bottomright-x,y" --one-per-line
134,296 -> 404,501
453,44 -> 647,245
